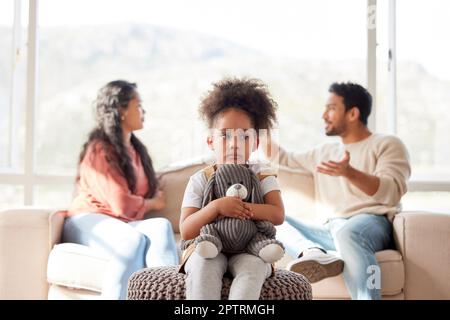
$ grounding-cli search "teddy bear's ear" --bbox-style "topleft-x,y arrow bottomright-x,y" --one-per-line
202,172 -> 216,207
250,173 -> 264,204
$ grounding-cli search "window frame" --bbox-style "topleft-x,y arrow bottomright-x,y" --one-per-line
0,0 -> 449,206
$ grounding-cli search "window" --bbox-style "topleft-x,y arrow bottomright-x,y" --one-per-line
396,0 -> 450,181
402,192 -> 450,215
0,0 -> 28,175
0,185 -> 23,207
375,0 -> 391,135
36,0 -> 367,177
1,0 -> 449,211
376,0 -> 450,211
0,1 -> 29,207
0,1 -> 14,169
33,184 -> 74,207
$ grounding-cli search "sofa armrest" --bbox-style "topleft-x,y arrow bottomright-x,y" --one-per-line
0,207 -> 64,299
393,211 -> 450,299
49,210 -> 66,249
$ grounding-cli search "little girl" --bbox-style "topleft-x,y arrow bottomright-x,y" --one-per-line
179,77 -> 285,300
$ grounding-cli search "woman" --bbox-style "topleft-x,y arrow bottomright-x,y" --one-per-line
64,80 -> 179,300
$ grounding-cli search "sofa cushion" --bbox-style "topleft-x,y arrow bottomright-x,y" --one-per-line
311,249 -> 404,298
47,243 -> 109,293
48,284 -> 102,300
276,168 -> 316,220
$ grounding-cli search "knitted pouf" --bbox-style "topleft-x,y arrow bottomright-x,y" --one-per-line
127,266 -> 312,300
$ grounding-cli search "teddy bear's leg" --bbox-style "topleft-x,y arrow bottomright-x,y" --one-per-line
258,242 -> 285,264
195,224 -> 223,259
247,232 -> 285,263
254,220 -> 277,238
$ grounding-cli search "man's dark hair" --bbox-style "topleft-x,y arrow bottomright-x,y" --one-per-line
199,77 -> 278,130
328,82 -> 372,125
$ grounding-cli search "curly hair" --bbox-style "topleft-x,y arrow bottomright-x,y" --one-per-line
199,77 -> 278,130
76,80 -> 158,198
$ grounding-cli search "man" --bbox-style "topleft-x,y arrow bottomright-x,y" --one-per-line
267,82 -> 411,300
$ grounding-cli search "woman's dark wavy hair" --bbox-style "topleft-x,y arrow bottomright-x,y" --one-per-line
76,80 -> 158,198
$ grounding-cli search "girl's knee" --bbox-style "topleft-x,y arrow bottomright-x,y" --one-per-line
233,263 -> 270,284
186,253 -> 227,276
231,254 -> 270,276
201,254 -> 226,271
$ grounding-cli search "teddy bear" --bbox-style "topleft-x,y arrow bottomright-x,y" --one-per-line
182,164 -> 285,263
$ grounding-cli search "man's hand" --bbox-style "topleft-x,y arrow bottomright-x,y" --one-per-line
316,150 -> 352,177
317,150 -> 380,196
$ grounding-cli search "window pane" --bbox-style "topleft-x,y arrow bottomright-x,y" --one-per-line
0,1 -> 14,169
0,185 -> 23,207
37,0 -> 366,173
0,0 -> 27,173
402,192 -> 450,215
375,0 -> 390,134
34,184 -> 75,208
397,0 -> 450,180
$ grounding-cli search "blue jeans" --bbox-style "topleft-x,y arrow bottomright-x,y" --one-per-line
276,213 -> 393,300
62,212 -> 179,300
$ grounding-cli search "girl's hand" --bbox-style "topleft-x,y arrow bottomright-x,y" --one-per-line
212,197 -> 253,220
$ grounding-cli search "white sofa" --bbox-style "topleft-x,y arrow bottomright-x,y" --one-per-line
1,158 -> 450,299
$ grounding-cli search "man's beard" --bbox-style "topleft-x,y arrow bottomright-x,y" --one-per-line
325,122 -> 346,136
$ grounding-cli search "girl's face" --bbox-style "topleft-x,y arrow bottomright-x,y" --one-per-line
207,108 -> 258,165
120,91 -> 145,132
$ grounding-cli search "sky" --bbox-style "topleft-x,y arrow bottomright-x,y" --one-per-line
1,0 -> 449,80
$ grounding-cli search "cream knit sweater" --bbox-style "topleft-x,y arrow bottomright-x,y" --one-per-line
275,133 -> 411,222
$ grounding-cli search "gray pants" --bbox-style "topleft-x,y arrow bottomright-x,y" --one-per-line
185,251 -> 271,300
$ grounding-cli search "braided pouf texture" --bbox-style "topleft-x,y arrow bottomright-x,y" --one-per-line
127,266 -> 312,300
